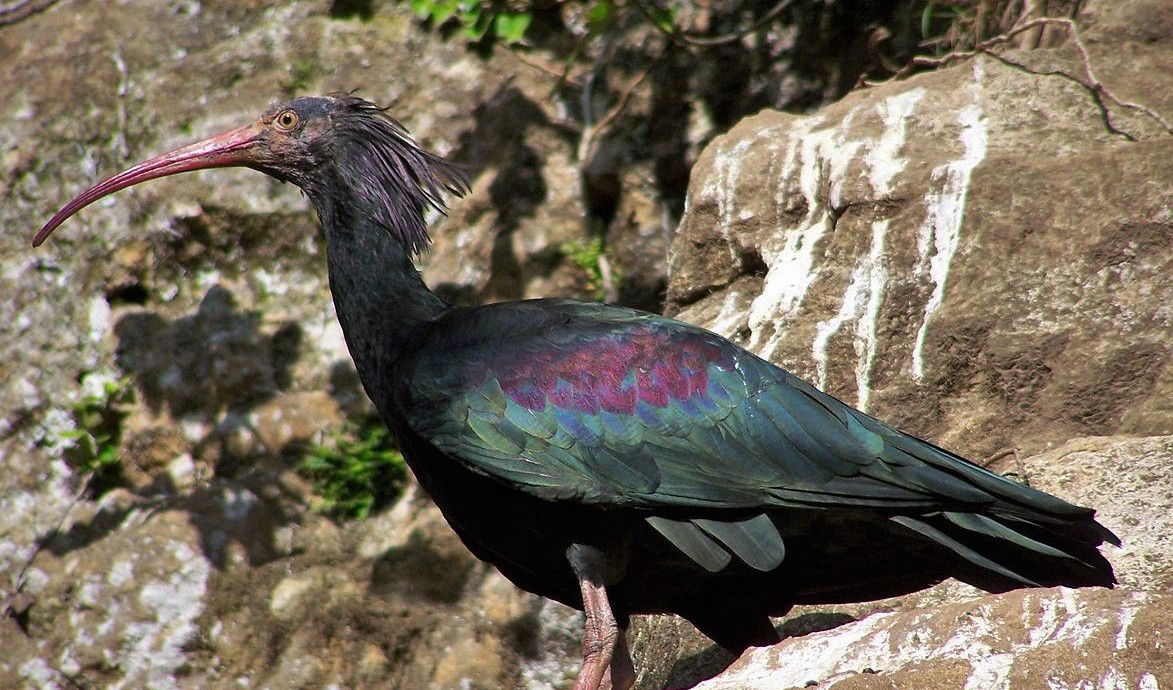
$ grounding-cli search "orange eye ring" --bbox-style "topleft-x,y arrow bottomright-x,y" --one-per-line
274,109 -> 299,132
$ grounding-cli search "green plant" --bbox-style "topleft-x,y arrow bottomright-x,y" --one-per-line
60,374 -> 134,495
561,234 -> 612,301
408,0 -> 533,44
404,0 -> 683,50
298,417 -> 408,520
915,1 -> 1037,57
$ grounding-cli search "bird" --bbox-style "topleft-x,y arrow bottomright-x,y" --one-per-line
36,95 -> 1119,690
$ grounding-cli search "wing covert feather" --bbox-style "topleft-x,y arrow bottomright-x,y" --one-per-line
404,300 -> 1088,518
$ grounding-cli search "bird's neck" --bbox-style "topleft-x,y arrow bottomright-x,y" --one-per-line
320,202 -> 447,410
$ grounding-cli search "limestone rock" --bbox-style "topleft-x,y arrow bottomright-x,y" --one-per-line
695,586 -> 1170,690
668,3 -> 1172,460
2,0 -> 1170,688
0,2 -> 588,688
652,0 -> 1171,683
631,436 -> 1173,690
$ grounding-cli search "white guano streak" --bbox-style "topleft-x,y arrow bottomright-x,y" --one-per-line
812,256 -> 869,397
706,288 -> 749,339
854,220 -> 888,411
707,137 -> 755,267
747,115 -> 859,362
702,126 -> 781,267
912,60 -> 988,381
811,88 -> 923,410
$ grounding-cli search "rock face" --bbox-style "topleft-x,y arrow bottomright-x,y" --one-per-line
669,45 -> 1172,459
688,436 -> 1173,690
699,586 -> 1170,690
655,0 -> 1172,687
629,442 -> 1173,690
1,0 -> 1170,689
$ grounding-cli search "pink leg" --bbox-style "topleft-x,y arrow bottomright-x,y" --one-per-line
574,573 -> 620,690
568,544 -> 634,690
602,626 -> 635,690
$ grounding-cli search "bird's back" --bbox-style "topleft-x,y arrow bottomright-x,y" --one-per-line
392,298 -> 1118,650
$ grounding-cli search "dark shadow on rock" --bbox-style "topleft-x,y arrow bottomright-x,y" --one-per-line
776,611 -> 858,637
659,612 -> 858,689
40,284 -> 310,569
42,468 -> 305,571
452,84 -> 574,225
646,45 -> 694,225
369,528 -> 479,605
433,84 -> 581,304
327,358 -> 369,419
113,285 -> 301,421
175,476 -> 303,569
661,644 -> 740,690
329,0 -> 374,20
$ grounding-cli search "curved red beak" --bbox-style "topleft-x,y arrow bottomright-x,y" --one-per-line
33,121 -> 265,247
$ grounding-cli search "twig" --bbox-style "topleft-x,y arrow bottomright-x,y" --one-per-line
0,0 -> 57,26
578,64 -> 653,164
881,17 -> 1171,139
980,446 -> 1030,486
889,18 -> 1059,74
55,669 -> 92,690
3,468 -> 97,629
512,49 -> 584,90
635,0 -> 796,47
582,26 -> 620,141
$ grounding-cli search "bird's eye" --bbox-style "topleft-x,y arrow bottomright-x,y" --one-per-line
274,109 -> 299,132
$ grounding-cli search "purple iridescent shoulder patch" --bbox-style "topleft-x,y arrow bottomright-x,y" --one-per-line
485,323 -> 735,415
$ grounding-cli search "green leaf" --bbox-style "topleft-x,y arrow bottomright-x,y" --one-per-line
430,0 -> 461,24
461,10 -> 491,40
648,5 -> 677,34
494,11 -> 532,44
299,455 -> 331,472
98,445 -> 119,466
586,0 -> 615,33
297,417 -> 408,521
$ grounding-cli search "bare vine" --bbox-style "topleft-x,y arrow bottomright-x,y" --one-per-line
883,17 -> 1172,140
632,0 -> 796,47
3,466 -> 100,634
980,447 -> 1030,486
0,0 -> 58,26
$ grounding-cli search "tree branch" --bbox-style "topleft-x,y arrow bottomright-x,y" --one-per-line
634,0 -> 796,48
0,0 -> 57,26
877,17 -> 1171,140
